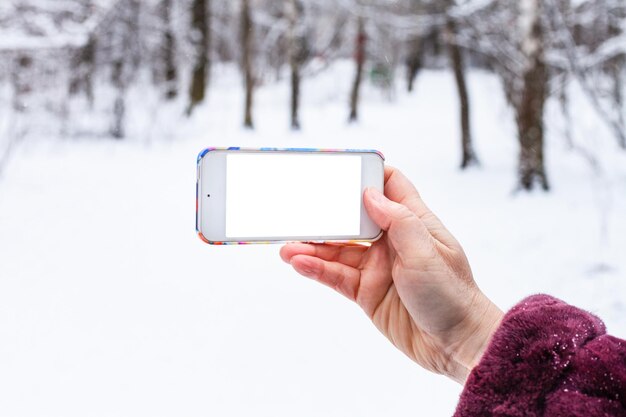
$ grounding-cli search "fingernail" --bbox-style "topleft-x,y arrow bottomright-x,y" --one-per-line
301,267 -> 315,276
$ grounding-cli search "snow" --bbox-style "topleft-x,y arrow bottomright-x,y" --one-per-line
0,62 -> 625,416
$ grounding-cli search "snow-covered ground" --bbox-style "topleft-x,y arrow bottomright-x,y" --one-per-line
1,63 -> 625,416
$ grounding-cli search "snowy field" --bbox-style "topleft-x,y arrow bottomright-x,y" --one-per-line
1,64 -> 625,416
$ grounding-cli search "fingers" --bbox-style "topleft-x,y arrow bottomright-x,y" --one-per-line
364,187 -> 436,262
280,243 -> 367,268
289,254 -> 361,301
382,166 -> 459,249
383,166 -> 431,218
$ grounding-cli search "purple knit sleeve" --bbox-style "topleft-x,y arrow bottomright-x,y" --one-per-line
454,295 -> 626,417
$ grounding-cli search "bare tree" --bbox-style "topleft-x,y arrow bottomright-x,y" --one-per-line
516,0 -> 549,190
111,60 -> 125,139
462,0 -> 551,189
109,0 -> 141,139
355,0 -> 479,166
159,0 -> 178,100
69,35 -> 96,107
405,0 -> 423,93
241,0 -> 254,129
406,35 -> 423,93
187,0 -> 210,115
286,0 -> 307,130
12,55 -> 32,113
610,56 -> 625,147
0,53 -> 32,177
349,16 -> 366,123
444,8 -> 479,169
544,0 -> 626,149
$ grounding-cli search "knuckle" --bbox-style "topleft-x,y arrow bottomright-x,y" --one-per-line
391,204 -> 415,222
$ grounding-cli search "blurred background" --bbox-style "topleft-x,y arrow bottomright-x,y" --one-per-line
0,0 -> 625,416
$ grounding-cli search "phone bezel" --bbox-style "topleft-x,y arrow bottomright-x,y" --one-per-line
196,148 -> 385,245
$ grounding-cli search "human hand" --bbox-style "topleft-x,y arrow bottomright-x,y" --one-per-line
280,167 -> 503,383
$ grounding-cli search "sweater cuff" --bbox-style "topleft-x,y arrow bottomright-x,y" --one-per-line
454,295 -> 606,416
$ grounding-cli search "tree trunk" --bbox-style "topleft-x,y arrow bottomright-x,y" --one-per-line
108,0 -> 139,139
286,0 -> 304,130
69,35 -> 96,107
12,55 -> 32,112
241,0 -> 254,129
290,63 -> 300,130
406,37 -> 422,92
607,13 -> 625,148
445,17 -> 479,169
129,0 -> 141,70
349,17 -> 366,123
160,0 -> 177,100
111,60 -> 125,139
84,36 -> 96,107
517,0 -> 549,190
609,56 -> 625,148
187,0 -> 210,116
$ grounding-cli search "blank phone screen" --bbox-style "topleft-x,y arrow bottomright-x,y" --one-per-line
225,153 -> 362,238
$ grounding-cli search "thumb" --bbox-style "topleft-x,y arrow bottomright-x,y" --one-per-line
364,187 -> 435,261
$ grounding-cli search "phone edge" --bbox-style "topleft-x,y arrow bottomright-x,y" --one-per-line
195,147 -> 385,246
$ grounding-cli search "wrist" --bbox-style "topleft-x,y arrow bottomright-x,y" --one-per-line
446,295 -> 504,384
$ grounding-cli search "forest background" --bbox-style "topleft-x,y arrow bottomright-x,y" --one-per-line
0,1 -> 625,416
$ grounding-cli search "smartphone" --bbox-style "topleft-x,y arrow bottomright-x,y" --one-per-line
196,147 -> 385,245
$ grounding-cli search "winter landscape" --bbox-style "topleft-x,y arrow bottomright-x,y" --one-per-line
1,1 -> 625,416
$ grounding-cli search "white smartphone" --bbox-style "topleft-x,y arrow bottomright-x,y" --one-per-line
196,147 -> 385,245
